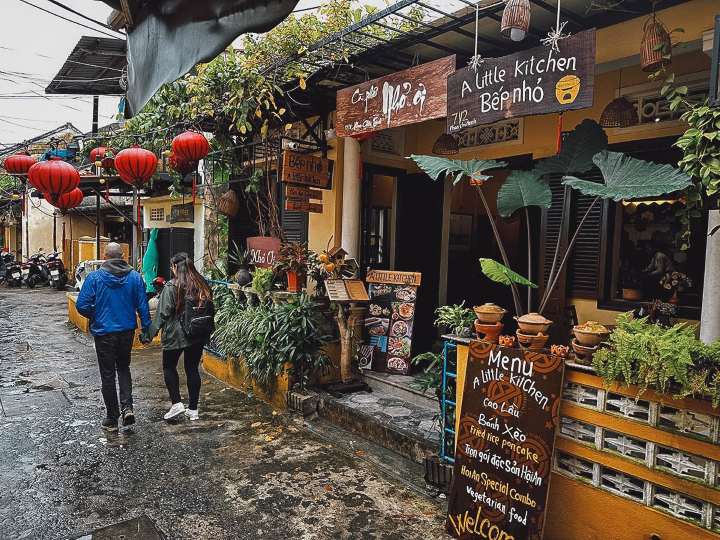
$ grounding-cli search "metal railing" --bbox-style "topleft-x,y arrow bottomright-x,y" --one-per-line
440,339 -> 457,464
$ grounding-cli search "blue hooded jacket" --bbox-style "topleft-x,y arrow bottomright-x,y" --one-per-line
76,259 -> 151,336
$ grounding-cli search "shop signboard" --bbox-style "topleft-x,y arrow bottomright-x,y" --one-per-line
336,55 -> 456,137
285,185 -> 322,200
281,150 -> 331,188
363,270 -> 422,374
710,16 -> 720,106
246,236 -> 280,268
447,29 -> 596,133
447,341 -> 565,540
285,200 -> 323,213
169,203 -> 194,223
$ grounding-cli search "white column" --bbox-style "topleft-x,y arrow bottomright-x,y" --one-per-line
341,137 -> 362,258
700,210 -> 720,343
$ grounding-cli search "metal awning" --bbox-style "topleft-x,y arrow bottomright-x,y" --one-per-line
45,36 -> 127,96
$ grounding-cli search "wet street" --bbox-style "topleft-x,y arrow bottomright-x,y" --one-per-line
0,288 -> 447,540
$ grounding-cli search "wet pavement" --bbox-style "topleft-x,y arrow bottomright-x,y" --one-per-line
0,288 -> 447,540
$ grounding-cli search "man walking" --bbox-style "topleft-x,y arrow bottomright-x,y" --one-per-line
76,243 -> 151,432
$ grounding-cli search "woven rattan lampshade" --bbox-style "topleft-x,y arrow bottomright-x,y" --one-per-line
432,133 -> 459,155
600,97 -> 639,128
641,15 -> 672,72
501,0 -> 531,42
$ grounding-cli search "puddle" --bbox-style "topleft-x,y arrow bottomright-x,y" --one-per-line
75,515 -> 165,539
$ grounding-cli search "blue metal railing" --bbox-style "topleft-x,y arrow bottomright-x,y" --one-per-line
440,339 -> 457,464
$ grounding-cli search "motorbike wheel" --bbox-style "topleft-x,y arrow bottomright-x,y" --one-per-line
26,276 -> 36,288
55,276 -> 67,291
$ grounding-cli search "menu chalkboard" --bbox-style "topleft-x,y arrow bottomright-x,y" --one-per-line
447,341 -> 564,540
363,273 -> 421,374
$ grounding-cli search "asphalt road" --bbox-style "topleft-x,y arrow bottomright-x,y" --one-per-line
0,287 -> 447,540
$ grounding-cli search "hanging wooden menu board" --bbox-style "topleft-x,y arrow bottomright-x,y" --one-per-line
325,279 -> 369,302
363,271 -> 421,375
447,29 -> 595,133
447,341 -> 565,540
336,55 -> 456,137
285,200 -> 323,213
281,150 -> 331,188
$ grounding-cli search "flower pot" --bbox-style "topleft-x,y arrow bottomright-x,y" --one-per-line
516,330 -> 549,350
475,321 -> 504,344
514,313 -> 552,335
571,339 -> 597,366
668,291 -> 679,305
621,288 -> 642,301
236,266 -> 252,287
473,303 -> 507,324
572,328 -> 609,347
286,270 -> 305,293
498,335 -> 516,348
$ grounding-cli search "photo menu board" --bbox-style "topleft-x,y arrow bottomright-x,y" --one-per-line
447,341 -> 564,540
362,271 -> 421,375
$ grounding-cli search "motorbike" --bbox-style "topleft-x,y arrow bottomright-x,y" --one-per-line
45,251 -> 68,290
1,251 -> 22,287
22,252 -> 49,288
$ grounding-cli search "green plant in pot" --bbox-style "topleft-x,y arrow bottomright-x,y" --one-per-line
228,241 -> 252,286
251,267 -> 274,298
434,303 -> 475,338
275,241 -> 312,293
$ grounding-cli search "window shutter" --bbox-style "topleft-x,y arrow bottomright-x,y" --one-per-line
568,175 -> 603,298
541,175 -> 567,287
281,209 -> 308,244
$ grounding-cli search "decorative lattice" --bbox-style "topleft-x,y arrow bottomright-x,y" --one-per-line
605,392 -> 651,422
556,451 -> 596,482
602,430 -> 648,461
655,445 -> 709,482
657,406 -> 716,440
456,120 -> 520,149
600,467 -> 647,503
560,417 -> 598,444
652,486 -> 706,525
563,382 -> 600,409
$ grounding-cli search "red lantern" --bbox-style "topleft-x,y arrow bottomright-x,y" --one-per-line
44,187 -> 84,211
27,160 -> 80,202
168,152 -> 196,175
114,146 -> 158,187
172,130 -> 209,162
89,146 -> 108,163
2,153 -> 36,175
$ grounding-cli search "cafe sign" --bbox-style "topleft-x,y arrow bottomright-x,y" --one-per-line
447,29 -> 595,133
336,55 -> 456,137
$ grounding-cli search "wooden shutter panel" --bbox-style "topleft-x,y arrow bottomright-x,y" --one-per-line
568,173 -> 603,298
281,209 -> 308,243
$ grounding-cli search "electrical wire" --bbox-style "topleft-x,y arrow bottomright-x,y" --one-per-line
43,0 -> 125,35
15,0 -> 125,40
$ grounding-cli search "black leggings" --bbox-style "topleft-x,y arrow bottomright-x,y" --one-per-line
162,342 -> 204,409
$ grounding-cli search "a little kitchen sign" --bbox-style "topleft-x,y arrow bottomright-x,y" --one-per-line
447,29 -> 596,133
336,55 -> 456,137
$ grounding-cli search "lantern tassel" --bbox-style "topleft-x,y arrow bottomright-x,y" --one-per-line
556,113 -> 563,154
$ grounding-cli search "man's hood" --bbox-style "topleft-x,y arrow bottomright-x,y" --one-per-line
99,259 -> 133,288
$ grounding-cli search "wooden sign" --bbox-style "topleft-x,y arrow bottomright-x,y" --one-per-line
169,203 -> 194,223
336,55 -> 456,137
281,151 -> 331,188
447,29 -> 595,133
246,236 -> 280,268
447,342 -> 565,540
366,269 -> 422,287
710,16 -> 720,106
285,200 -> 323,213
325,279 -> 369,302
285,185 -> 322,200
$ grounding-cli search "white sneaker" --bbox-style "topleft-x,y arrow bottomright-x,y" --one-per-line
164,402 -> 185,420
184,408 -> 199,421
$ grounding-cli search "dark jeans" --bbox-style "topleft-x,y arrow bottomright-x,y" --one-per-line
94,330 -> 135,420
163,342 -> 204,410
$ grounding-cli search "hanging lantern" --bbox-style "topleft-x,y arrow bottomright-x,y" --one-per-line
44,187 -> 84,212
641,15 -> 672,72
501,0 -> 531,42
432,133 -> 460,156
171,130 -> 210,162
2,153 -> 36,175
600,97 -> 639,128
168,152 -> 196,176
27,160 -> 80,202
89,146 -> 115,170
89,146 -> 108,163
114,146 -> 158,187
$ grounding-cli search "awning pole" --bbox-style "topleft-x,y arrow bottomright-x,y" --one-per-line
132,187 -> 138,267
95,191 -> 101,259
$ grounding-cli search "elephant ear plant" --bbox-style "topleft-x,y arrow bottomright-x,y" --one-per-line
410,119 -> 692,316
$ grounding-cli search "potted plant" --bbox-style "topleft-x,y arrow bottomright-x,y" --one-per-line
275,241 -> 312,293
659,270 -> 693,304
434,303 -> 475,338
228,241 -> 252,287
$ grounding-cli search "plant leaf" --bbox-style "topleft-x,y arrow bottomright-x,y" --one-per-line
479,258 -> 537,288
497,170 -> 552,217
409,155 -> 507,185
535,119 -> 608,176
562,150 -> 692,201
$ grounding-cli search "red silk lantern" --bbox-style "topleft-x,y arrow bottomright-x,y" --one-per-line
168,152 -> 196,175
27,160 -> 80,202
114,147 -> 158,187
2,153 -> 36,175
44,187 -> 84,211
172,130 -> 209,162
89,146 -> 108,163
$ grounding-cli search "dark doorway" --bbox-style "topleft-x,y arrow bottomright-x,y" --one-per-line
155,228 -> 194,279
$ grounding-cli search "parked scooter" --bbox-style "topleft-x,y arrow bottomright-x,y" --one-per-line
45,251 -> 68,290
22,251 -> 49,288
1,251 -> 22,287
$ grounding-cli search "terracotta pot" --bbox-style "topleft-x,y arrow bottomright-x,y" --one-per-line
475,321 -> 504,344
668,290 -> 679,305
286,270 -> 305,293
621,288 -> 642,301
514,313 -> 552,335
498,335 -> 516,348
516,330 -> 549,350
473,303 -> 507,324
572,327 -> 609,347
571,339 -> 598,366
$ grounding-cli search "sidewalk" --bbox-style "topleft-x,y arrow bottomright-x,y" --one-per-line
0,288 -> 447,540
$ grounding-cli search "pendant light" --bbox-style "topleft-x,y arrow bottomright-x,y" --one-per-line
501,0 -> 531,42
432,133 -> 460,155
600,68 -> 638,128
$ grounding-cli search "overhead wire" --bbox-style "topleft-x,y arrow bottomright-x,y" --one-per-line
43,0 -> 125,35
15,0 -> 125,40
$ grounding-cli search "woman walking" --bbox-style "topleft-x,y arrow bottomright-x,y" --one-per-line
145,253 -> 214,421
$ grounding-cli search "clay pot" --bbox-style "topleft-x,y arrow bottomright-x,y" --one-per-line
498,335 -> 516,348
571,339 -> 598,365
473,303 -> 507,324
475,321 -> 504,344
516,330 -> 549,350
573,326 -> 609,347
551,344 -> 570,358
514,313 -> 552,335
286,270 -> 306,293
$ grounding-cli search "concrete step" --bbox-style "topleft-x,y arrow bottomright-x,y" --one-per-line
317,387 -> 441,464
362,370 -> 439,409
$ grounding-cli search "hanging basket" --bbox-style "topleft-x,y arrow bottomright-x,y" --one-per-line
432,133 -> 459,155
600,97 -> 639,128
641,16 -> 671,72
217,188 -> 239,218
501,0 -> 531,41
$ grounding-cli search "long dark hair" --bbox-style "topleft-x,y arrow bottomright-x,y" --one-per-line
171,252 -> 212,314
